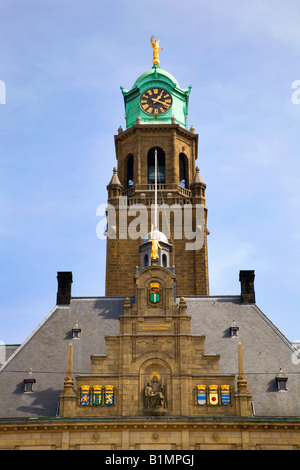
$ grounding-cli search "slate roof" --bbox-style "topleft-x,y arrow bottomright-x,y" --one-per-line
0,295 -> 299,418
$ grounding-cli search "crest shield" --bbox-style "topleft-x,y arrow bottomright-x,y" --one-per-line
80,385 -> 90,406
104,385 -> 114,406
221,385 -> 231,405
92,385 -> 102,406
209,385 -> 219,405
197,385 -> 206,405
149,282 -> 160,304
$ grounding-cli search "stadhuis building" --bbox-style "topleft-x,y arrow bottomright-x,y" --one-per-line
0,39 -> 299,451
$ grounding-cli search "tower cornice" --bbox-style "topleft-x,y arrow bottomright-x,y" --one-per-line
114,123 -> 198,156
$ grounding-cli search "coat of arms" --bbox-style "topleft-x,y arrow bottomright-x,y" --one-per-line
149,282 -> 160,304
209,384 -> 219,405
196,385 -> 206,405
80,385 -> 90,406
221,385 -> 231,405
104,385 -> 114,406
92,385 -> 102,406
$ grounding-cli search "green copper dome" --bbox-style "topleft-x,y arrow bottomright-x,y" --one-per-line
121,65 -> 191,129
133,66 -> 180,89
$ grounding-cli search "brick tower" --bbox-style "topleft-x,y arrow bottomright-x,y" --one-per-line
105,40 -> 209,297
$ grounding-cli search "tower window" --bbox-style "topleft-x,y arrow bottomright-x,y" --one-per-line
162,254 -> 167,267
127,154 -> 134,188
147,148 -> 165,184
144,254 -> 149,267
179,153 -> 187,188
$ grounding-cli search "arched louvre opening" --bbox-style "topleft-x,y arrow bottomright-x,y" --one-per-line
147,148 -> 165,184
127,154 -> 134,188
179,153 -> 187,188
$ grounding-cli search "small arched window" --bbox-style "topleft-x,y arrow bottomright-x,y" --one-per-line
127,154 -> 134,188
179,153 -> 187,188
162,254 -> 167,267
144,254 -> 149,267
147,148 -> 165,184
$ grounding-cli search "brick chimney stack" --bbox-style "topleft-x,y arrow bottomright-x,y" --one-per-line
239,270 -> 255,304
56,272 -> 73,305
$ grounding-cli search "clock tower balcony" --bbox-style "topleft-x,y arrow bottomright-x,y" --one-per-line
121,183 -> 191,204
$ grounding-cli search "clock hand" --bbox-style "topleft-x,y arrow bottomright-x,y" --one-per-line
151,98 -> 170,107
152,90 -> 164,103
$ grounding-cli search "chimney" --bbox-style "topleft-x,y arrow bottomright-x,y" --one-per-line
239,270 -> 255,304
56,272 -> 73,305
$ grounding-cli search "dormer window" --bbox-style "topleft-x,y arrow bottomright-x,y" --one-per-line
24,369 -> 36,393
230,319 -> 239,338
72,321 -> 81,339
276,368 -> 288,391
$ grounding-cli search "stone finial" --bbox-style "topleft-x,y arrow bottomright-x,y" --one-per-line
237,341 -> 251,395
107,167 -> 122,189
171,115 -> 176,124
179,296 -> 187,315
192,166 -> 204,184
190,167 -> 206,202
63,343 -> 75,396
190,125 -> 195,133
124,297 -> 131,307
59,343 -> 76,417
235,341 -> 252,417
123,297 -> 132,315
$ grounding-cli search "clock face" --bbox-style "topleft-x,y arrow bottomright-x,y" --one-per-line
140,88 -> 172,115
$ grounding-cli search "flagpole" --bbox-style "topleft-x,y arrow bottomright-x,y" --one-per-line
154,148 -> 158,230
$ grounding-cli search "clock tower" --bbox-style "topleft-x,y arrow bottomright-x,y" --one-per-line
105,38 -> 209,297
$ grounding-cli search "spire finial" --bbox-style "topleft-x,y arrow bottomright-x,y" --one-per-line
62,342 -> 75,395
66,342 -> 73,382
238,341 -> 245,379
237,341 -> 250,395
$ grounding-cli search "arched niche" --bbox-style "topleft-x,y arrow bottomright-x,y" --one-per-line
139,358 -> 172,414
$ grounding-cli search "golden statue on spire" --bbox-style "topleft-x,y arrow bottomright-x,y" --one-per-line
150,225 -> 162,259
151,36 -> 162,66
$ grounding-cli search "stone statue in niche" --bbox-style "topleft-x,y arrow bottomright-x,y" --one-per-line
144,374 -> 167,413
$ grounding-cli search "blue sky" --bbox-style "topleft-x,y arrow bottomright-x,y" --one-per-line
1,0 -> 300,344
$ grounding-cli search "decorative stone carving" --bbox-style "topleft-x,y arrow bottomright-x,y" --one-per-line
144,374 -> 167,414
